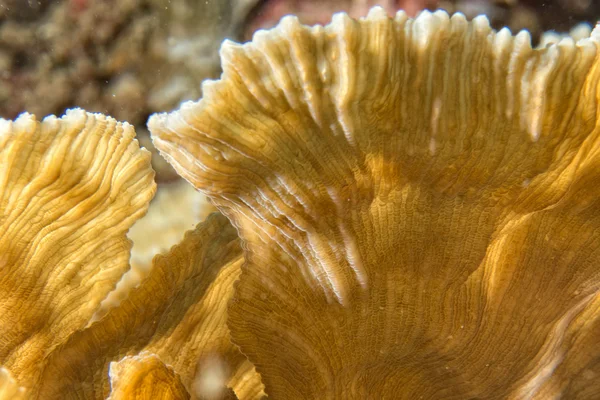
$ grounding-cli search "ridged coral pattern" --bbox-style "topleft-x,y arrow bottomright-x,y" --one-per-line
150,8 -> 600,399
32,214 -> 261,399
0,108 -> 264,398
0,109 -> 156,396
107,353 -> 191,400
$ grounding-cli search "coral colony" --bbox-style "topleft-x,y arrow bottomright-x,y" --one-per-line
1,9 -> 600,399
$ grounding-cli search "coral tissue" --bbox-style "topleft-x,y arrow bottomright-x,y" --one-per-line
1,7 -> 600,400
0,110 -> 155,397
0,111 -> 259,399
150,7 -> 600,399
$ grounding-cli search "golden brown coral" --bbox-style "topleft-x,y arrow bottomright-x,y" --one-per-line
0,110 -> 261,399
0,367 -> 26,400
107,353 -> 191,400
150,8 -> 600,399
100,180 -> 216,314
37,213 -> 261,400
0,109 -> 156,395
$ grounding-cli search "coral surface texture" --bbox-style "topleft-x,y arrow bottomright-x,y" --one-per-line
2,7 -> 600,400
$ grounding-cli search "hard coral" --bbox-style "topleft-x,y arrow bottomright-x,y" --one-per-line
37,212 -> 261,399
107,353 -> 191,400
150,7 -> 600,399
0,110 -> 155,397
0,111 -> 260,399
1,6 -> 600,400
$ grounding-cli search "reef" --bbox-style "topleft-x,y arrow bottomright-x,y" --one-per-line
1,7 -> 600,400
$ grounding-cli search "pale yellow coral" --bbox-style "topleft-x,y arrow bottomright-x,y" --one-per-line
98,180 -> 216,315
0,367 -> 26,400
538,22 -> 594,47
